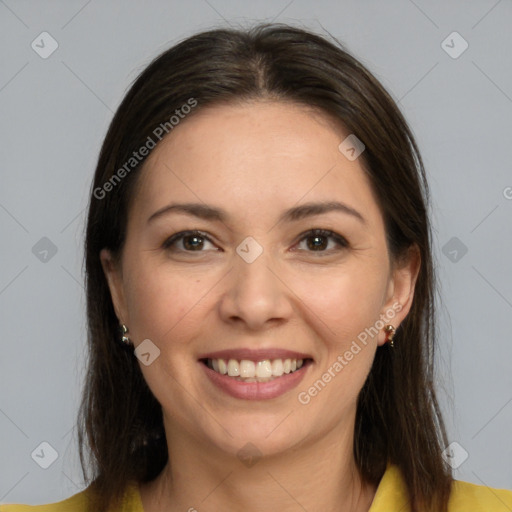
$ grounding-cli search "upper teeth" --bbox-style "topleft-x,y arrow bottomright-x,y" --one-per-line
209,358 -> 304,378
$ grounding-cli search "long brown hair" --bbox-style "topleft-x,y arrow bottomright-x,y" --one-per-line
80,22 -> 453,511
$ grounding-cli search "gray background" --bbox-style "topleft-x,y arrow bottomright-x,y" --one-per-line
1,0 -> 511,505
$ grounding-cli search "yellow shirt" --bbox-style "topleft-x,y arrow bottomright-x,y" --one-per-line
2,464 -> 512,511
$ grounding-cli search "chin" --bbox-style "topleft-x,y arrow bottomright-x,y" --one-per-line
197,413 -> 307,460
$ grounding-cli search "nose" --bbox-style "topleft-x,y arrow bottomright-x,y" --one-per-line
218,248 -> 293,331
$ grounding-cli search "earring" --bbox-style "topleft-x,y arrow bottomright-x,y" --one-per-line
120,324 -> 132,346
384,324 -> 396,348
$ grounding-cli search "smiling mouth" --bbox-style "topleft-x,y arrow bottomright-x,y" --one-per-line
200,357 -> 313,383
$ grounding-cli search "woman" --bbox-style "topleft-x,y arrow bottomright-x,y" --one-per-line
3,23 -> 511,512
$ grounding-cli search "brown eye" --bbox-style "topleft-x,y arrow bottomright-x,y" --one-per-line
182,234 -> 205,250
296,229 -> 348,253
306,234 -> 328,251
163,230 -> 217,252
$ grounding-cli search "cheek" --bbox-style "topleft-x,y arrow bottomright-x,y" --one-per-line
293,268 -> 385,416
123,262 -> 209,344
290,264 -> 387,346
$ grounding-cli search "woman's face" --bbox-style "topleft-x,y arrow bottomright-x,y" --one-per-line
102,101 -> 418,458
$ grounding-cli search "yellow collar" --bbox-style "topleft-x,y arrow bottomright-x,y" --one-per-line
368,463 -> 411,510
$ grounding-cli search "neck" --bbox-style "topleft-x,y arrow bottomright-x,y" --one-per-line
140,416 -> 377,512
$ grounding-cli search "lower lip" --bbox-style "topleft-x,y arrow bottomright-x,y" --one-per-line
200,361 -> 310,400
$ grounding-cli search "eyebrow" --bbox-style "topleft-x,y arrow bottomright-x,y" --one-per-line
147,200 -> 366,225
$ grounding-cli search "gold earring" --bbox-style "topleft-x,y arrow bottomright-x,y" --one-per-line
384,324 -> 396,348
121,324 -> 132,346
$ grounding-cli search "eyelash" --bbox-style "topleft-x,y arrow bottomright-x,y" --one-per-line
162,229 -> 349,255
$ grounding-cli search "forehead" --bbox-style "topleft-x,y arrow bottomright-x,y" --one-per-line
130,100 -> 382,228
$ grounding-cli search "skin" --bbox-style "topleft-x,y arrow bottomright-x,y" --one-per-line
101,100 -> 420,512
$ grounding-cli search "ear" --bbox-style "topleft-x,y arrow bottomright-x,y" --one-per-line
377,244 -> 421,346
100,248 -> 129,325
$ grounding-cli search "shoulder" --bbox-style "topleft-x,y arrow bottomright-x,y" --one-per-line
370,464 -> 512,512
448,478 -> 512,510
0,481 -> 143,512
0,488 -> 89,512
